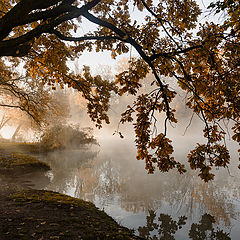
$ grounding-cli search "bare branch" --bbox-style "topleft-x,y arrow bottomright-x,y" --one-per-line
149,45 -> 203,62
140,0 -> 181,48
51,29 -> 121,42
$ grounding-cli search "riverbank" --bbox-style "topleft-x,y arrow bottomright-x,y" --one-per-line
0,142 -> 143,240
0,152 -> 50,174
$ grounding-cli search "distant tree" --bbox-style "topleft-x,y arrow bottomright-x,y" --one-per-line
0,75 -> 70,141
0,111 -> 10,132
39,124 -> 97,151
0,0 -> 239,180
0,59 -> 68,124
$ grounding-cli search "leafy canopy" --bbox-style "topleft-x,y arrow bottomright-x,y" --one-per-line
0,0 -> 239,181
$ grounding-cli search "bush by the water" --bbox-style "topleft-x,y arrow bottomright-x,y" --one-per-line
40,124 -> 97,151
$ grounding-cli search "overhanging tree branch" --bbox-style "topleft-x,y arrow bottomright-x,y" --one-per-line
82,11 -> 171,120
0,0 -> 102,56
0,0 -> 63,40
0,0 -> 239,179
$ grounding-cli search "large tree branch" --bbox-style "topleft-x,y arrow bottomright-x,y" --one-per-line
82,11 -> 152,63
0,0 -> 102,56
0,103 -> 39,123
15,4 -> 75,28
0,0 -> 63,40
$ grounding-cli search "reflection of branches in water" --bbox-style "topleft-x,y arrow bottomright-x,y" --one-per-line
116,167 -> 237,222
158,214 -> 187,240
189,214 -> 231,240
138,211 -> 231,240
138,210 -> 186,240
138,211 -> 158,239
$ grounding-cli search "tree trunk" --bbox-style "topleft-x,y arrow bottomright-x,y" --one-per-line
11,124 -> 22,141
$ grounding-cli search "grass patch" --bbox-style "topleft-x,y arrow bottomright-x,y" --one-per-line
12,190 -> 94,208
7,189 -> 142,240
0,142 -> 41,154
0,152 -> 50,174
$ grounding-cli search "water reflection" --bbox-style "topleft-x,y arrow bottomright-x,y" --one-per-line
39,139 -> 240,239
40,148 -> 98,194
138,211 -> 230,240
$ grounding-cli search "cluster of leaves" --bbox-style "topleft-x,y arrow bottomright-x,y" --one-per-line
120,91 -> 185,174
0,0 -> 239,180
188,125 -> 230,181
39,124 -> 97,151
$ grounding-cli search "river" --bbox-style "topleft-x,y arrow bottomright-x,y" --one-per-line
30,131 -> 240,240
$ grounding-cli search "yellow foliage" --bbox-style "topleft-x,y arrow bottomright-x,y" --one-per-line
0,0 -> 239,179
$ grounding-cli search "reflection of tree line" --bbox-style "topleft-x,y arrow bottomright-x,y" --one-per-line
42,148 -> 239,229
118,171 -> 237,227
162,173 -> 235,227
138,211 -> 231,240
40,149 -> 98,194
74,159 -> 121,204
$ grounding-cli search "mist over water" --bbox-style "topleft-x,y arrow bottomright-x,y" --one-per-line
30,121 -> 240,239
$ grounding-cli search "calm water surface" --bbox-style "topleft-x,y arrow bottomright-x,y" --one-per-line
36,135 -> 240,240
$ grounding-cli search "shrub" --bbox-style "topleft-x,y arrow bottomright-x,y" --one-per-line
39,124 -> 97,151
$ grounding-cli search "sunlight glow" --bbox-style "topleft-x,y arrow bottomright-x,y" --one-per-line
0,126 -> 15,139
